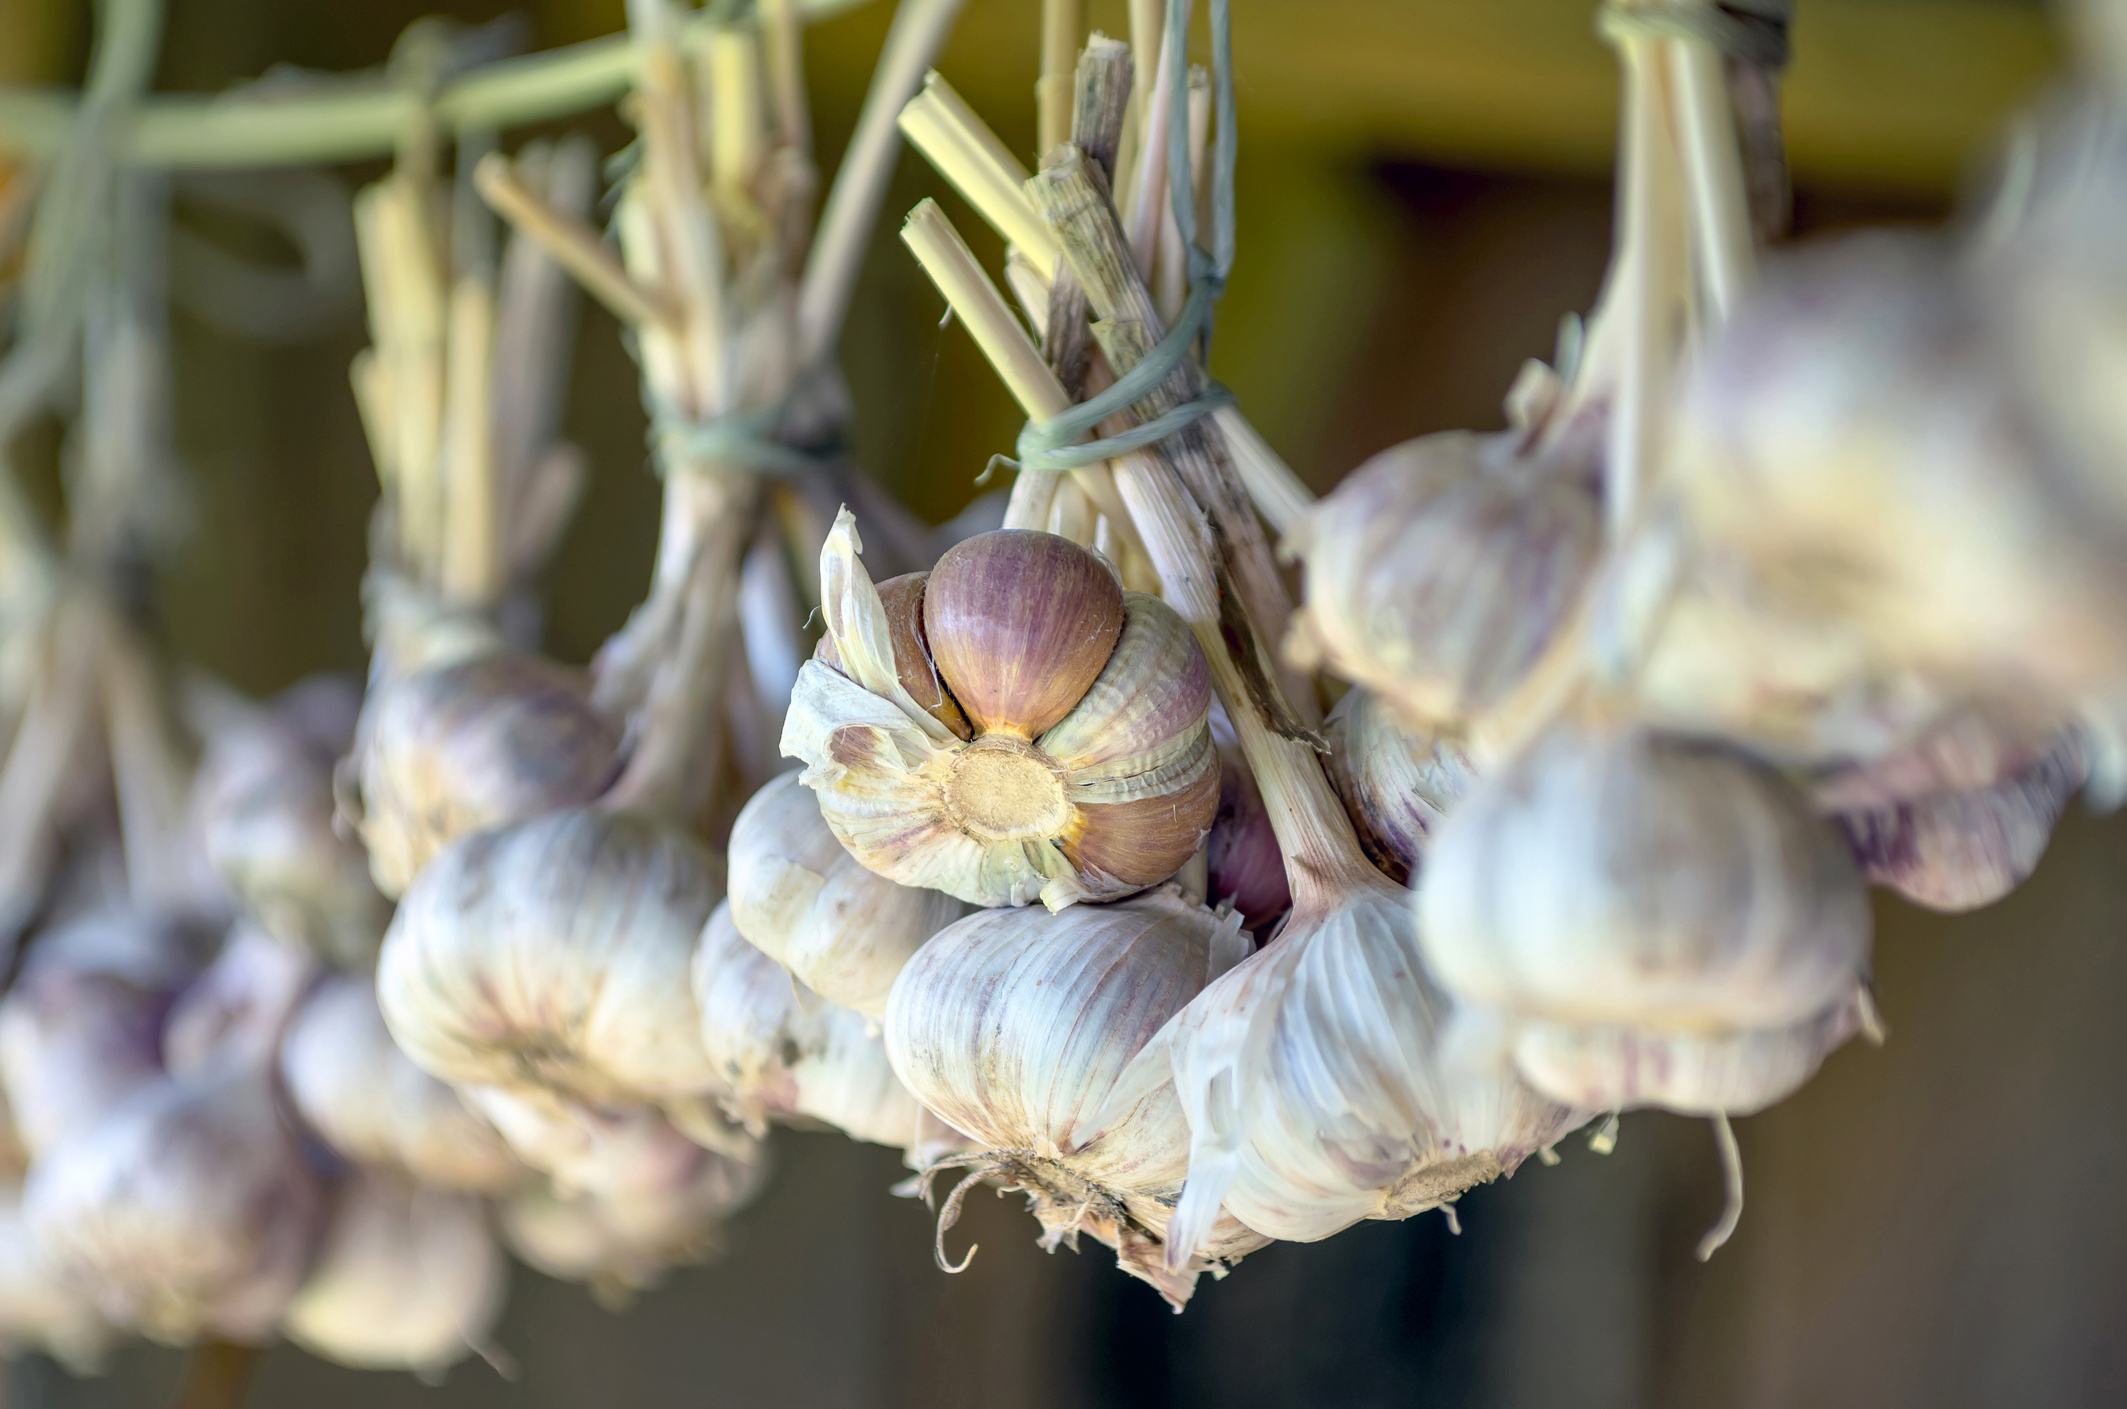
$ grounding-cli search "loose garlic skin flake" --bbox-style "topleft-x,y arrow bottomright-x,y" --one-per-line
783,513 -> 1219,911
725,771 -> 966,1016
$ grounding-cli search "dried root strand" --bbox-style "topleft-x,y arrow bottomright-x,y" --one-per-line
1695,1111 -> 1745,1262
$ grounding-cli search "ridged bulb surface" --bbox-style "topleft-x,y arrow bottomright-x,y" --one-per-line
725,771 -> 966,1016
784,513 -> 1219,911
884,886 -> 1265,1307
377,808 -> 724,1107
1417,725 -> 1873,1114
283,1171 -> 506,1374
1116,871 -> 1577,1266
354,651 -> 624,898
1285,429 -> 1601,734
1322,688 -> 1477,886
280,975 -> 524,1193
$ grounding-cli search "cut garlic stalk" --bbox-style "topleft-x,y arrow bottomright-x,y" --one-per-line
783,513 -> 1218,910
725,770 -> 966,1016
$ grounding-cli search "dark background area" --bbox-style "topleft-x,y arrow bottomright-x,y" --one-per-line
4,1 -> 2120,1406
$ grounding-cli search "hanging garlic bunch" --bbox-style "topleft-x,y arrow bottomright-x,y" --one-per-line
784,513 -> 1219,910
695,900 -> 959,1157
0,910 -> 206,1159
1322,687 -> 1477,886
1417,724 -> 1874,1118
724,769 -> 965,1017
282,1169 -> 507,1377
885,885 -> 1269,1307
279,974 -> 524,1193
190,675 -> 391,966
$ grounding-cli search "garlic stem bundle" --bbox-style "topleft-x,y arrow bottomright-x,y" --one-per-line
1417,724 -> 1873,1117
725,770 -> 966,1016
784,513 -> 1219,910
883,884 -> 1266,1307
282,1170 -> 507,1377
1321,687 -> 1477,887
696,901 -> 961,1157
190,674 -> 391,967
279,974 -> 524,1194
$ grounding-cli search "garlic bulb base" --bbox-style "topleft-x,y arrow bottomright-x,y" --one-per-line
1372,1150 -> 1505,1224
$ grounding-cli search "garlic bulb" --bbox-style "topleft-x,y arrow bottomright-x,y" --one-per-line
352,650 -> 624,898
1417,724 -> 1872,1114
784,512 -> 1219,910
377,807 -> 724,1107
1833,732 -> 2085,914
1284,428 -> 1602,735
883,885 -> 1267,1307
695,901 -> 958,1157
725,770 -> 966,1016
0,1180 -> 113,1373
1663,233 -> 2127,705
279,975 -> 523,1193
192,675 -> 390,968
283,1170 -> 506,1376
1321,687 -> 1476,886
26,1059 -> 325,1343
1204,718 -> 1289,932
163,925 -> 315,1078
0,911 -> 203,1159
458,1084 -> 755,1200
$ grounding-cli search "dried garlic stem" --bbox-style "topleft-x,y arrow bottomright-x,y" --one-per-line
707,26 -> 768,205
898,75 -> 1061,275
762,0 -> 813,164
0,599 -> 103,946
1122,27 -> 1172,274
1665,36 -> 1755,322
1037,0 -> 1083,154
474,153 -> 674,329
440,275 -> 500,603
1603,30 -> 1680,537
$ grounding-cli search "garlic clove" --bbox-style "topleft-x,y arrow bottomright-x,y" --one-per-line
725,771 -> 967,1016
1510,988 -> 1869,1117
1834,732 -> 2085,913
355,651 -> 624,898
0,1179 -> 115,1374
1417,725 -> 1871,1033
817,573 -> 972,740
282,1169 -> 506,1375
1037,592 -> 1212,770
1205,715 -> 1291,934
26,1060 -> 326,1344
279,974 -> 525,1194
1322,687 -> 1477,887
377,807 -> 724,1107
922,529 -> 1126,739
163,925 -> 316,1079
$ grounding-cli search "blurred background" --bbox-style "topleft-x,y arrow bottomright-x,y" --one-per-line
3,0 -> 2119,1406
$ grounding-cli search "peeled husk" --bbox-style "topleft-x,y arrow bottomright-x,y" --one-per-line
725,770 -> 966,1016
283,1169 -> 507,1376
884,885 -> 1267,1308
1321,687 -> 1476,886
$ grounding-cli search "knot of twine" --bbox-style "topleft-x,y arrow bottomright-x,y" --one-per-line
1597,0 -> 1793,71
648,387 -> 836,481
1002,0 -> 1239,479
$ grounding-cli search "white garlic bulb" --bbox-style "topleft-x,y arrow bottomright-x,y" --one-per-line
352,650 -> 624,898
783,512 -> 1219,911
1284,428 -> 1601,735
377,807 -> 724,1108
283,1170 -> 506,1376
25,1059 -> 325,1343
694,901 -> 959,1157
0,1180 -> 114,1373
1321,687 -> 1477,886
162,925 -> 316,1078
191,675 -> 390,968
1832,732 -> 2085,913
725,770 -> 966,1016
1417,723 -> 1873,1114
883,886 -> 1266,1308
0,911 -> 202,1159
279,975 -> 524,1193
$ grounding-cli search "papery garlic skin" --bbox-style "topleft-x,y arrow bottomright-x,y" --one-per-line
1322,688 -> 1476,886
192,676 -> 391,968
695,902 -> 955,1155
457,1085 -> 756,1201
1833,733 -> 2085,913
280,975 -> 523,1193
0,1181 -> 114,1373
784,514 -> 1218,911
0,913 -> 201,1159
378,807 -> 724,1106
725,771 -> 966,1016
283,1171 -> 506,1375
26,1062 -> 325,1344
1205,716 -> 1290,932
163,926 -> 315,1078
884,886 -> 1265,1305
1129,873 -> 1578,1263
354,651 -> 624,898
1285,429 -> 1601,734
